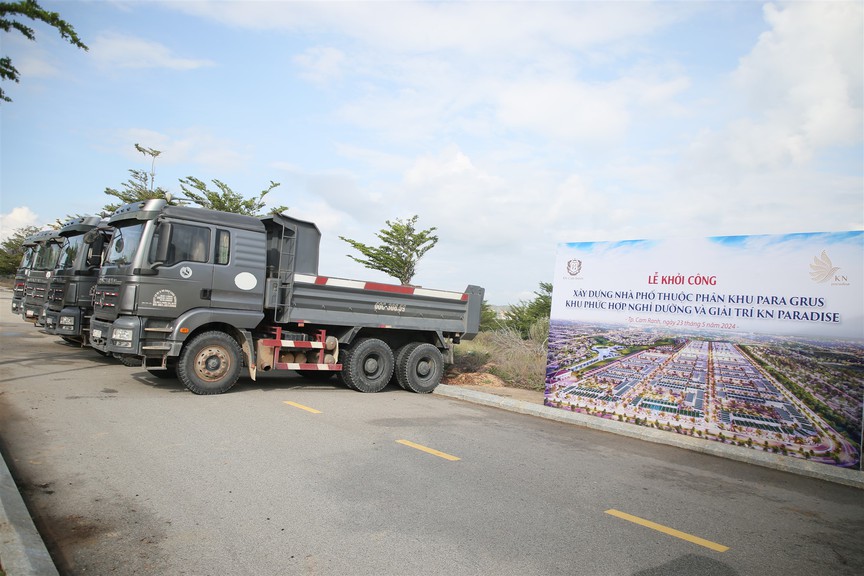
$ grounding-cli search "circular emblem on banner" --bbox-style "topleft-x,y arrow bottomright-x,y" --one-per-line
180,266 -> 193,279
234,272 -> 257,291
567,259 -> 582,276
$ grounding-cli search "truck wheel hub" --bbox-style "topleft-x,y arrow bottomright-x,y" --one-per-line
416,360 -> 431,377
364,357 -> 379,374
196,347 -> 228,380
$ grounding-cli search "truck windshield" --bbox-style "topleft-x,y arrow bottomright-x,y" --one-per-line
56,235 -> 86,270
33,241 -> 61,271
19,246 -> 36,269
105,222 -> 145,266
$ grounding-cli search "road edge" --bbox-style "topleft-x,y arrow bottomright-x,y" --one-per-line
434,384 -> 864,490
0,449 -> 58,576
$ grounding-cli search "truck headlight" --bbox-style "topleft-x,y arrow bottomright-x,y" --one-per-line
60,316 -> 75,326
112,328 -> 133,341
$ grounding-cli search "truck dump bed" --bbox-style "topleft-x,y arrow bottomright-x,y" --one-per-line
261,213 -> 483,340
285,274 -> 483,339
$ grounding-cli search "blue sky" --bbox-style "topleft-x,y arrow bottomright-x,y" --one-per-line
1,0 -> 862,305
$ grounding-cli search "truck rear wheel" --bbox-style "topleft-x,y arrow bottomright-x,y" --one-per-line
396,343 -> 444,394
393,344 -> 414,390
177,331 -> 242,395
341,338 -> 394,393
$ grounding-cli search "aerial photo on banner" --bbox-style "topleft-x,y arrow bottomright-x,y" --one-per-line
547,232 -> 863,470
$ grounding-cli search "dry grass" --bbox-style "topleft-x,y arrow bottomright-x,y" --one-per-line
449,319 -> 548,391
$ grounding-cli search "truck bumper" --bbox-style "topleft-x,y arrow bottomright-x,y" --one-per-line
43,309 -> 60,334
22,303 -> 43,325
49,307 -> 85,338
89,317 -> 141,355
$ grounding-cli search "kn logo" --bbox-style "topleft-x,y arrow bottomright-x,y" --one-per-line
566,259 -> 582,277
810,250 -> 848,286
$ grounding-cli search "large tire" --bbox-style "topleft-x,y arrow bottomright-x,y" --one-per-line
340,338 -> 394,393
392,344 -> 415,390
177,331 -> 243,395
335,371 -> 354,390
396,343 -> 444,394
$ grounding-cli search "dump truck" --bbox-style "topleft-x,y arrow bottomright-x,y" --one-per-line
10,232 -> 40,315
42,216 -> 111,343
20,229 -> 63,325
88,199 -> 484,395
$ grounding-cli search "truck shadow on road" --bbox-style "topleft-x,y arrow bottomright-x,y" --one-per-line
128,370 -> 410,396
632,554 -> 739,576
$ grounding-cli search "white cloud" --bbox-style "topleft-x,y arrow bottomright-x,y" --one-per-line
0,207 -> 41,241
172,1 -> 683,54
113,128 -> 252,171
174,0 -> 693,148
90,32 -> 215,70
294,46 -> 346,85
496,80 -> 631,144
715,1 -> 864,167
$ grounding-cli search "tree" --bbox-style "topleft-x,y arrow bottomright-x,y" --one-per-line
0,0 -> 88,102
339,215 -> 438,285
0,224 -> 40,274
102,145 -> 173,215
479,300 -> 499,332
179,177 -> 286,217
502,282 -> 552,339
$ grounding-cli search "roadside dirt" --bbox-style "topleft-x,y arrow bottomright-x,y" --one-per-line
442,372 -> 546,405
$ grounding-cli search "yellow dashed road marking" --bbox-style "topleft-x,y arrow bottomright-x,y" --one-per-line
283,401 -> 321,414
396,439 -> 460,461
605,509 -> 729,552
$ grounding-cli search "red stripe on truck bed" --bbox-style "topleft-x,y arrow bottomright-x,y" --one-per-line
364,282 -> 414,294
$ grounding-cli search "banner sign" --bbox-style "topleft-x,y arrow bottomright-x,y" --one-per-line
547,232 -> 863,470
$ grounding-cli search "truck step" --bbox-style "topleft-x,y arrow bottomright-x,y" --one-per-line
141,344 -> 172,351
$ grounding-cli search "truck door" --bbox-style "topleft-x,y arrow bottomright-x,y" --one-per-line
209,227 -> 266,312
137,222 -> 214,317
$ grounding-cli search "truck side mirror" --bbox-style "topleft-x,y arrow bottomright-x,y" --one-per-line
83,229 -> 101,244
150,222 -> 172,268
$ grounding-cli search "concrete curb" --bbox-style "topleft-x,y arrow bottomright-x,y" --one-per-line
0,451 -> 58,576
434,384 -> 864,490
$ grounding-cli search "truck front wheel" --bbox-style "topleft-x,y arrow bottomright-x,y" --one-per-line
341,338 -> 394,393
178,331 -> 242,395
396,343 -> 444,394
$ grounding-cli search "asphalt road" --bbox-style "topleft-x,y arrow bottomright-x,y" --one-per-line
1,291 -> 862,576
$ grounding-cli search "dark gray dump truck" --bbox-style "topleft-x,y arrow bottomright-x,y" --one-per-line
20,229 -> 63,325
88,199 -> 484,395
42,216 -> 111,343
10,232 -> 40,315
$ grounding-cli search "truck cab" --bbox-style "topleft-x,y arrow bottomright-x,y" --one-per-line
10,234 -> 39,315
20,229 -> 63,325
43,216 -> 110,342
89,199 -> 267,363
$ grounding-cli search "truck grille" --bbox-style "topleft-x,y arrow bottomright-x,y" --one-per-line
47,283 -> 65,304
93,289 -> 119,310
